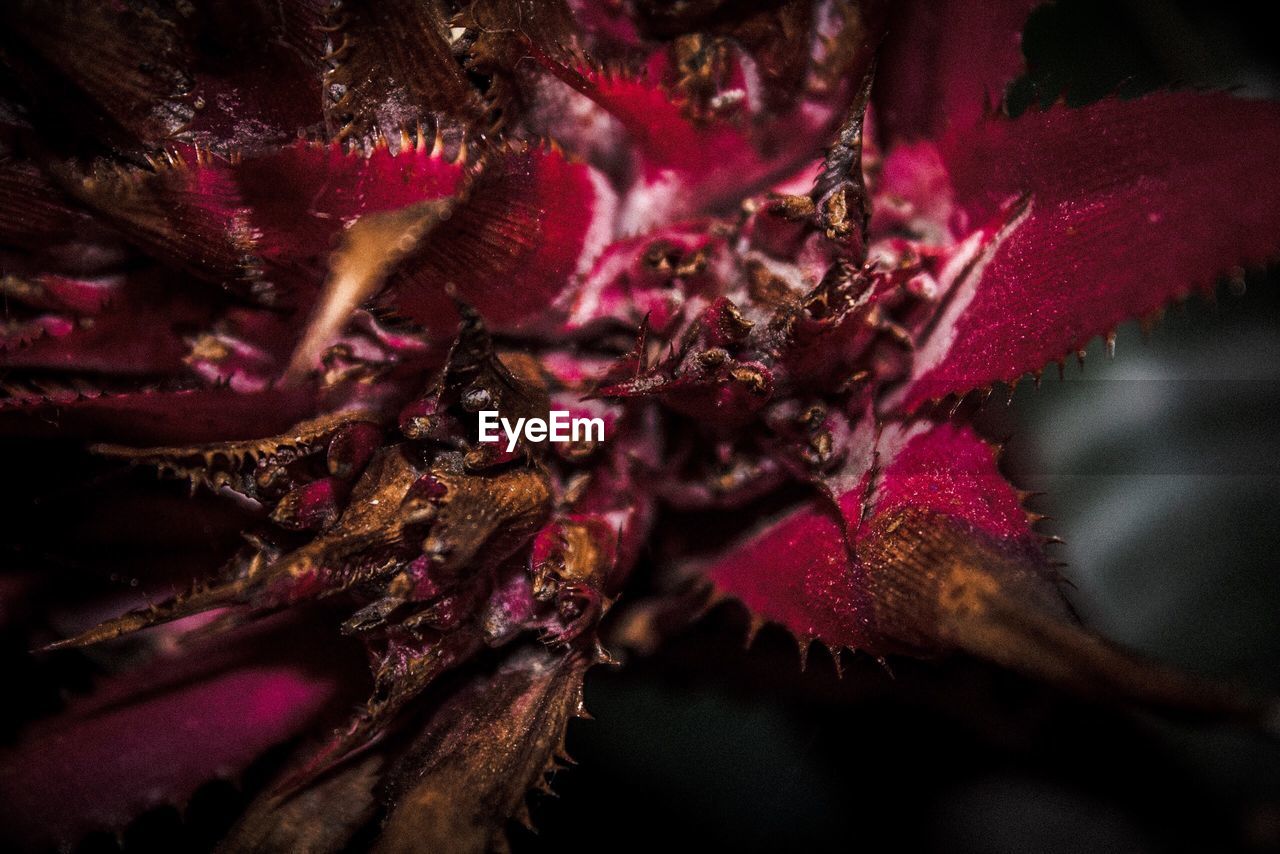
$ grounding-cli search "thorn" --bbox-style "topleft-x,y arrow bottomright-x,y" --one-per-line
796,636 -> 812,671
592,642 -> 620,667
828,645 -> 844,679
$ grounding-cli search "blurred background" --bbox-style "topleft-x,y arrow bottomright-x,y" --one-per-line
518,1 -> 1280,851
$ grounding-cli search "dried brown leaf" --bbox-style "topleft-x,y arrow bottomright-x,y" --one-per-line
375,644 -> 589,854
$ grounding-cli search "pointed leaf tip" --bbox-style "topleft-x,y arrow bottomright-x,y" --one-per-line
895,91 -> 1280,410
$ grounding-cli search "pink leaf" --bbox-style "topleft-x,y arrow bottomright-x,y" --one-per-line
179,0 -> 327,150
894,92 -> 1280,410
705,421 -> 1043,649
233,138 -> 467,272
0,616 -> 356,850
874,0 -> 1038,143
530,56 -> 848,228
0,274 -> 212,375
53,148 -> 268,303
702,418 -> 1258,720
388,145 -> 616,336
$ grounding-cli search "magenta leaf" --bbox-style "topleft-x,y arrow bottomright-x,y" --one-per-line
0,616 -> 358,850
232,137 -> 467,273
388,145 -> 616,336
180,0 -> 328,151
53,148 -> 269,303
2,3 -> 1277,849
892,91 -> 1280,410
0,273 -> 211,375
704,418 -> 1264,721
705,420 -> 1043,649
874,0 -> 1038,143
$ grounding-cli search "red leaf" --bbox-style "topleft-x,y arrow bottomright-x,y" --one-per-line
703,418 -> 1263,721
529,56 -> 849,228
874,0 -> 1037,143
54,149 -> 268,302
180,0 -> 327,150
0,274 -> 212,375
894,92 -> 1280,410
185,58 -> 323,152
388,145 -> 616,336
233,137 -> 468,273
0,616 -> 356,850
563,221 -> 723,334
705,421 -> 1042,649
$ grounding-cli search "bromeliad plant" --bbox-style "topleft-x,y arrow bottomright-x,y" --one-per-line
1,0 -> 1278,850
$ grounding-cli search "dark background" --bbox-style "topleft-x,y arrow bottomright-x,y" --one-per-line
518,2 -> 1280,852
